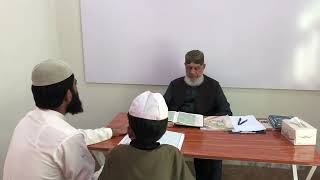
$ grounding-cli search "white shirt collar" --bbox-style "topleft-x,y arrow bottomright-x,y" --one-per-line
36,108 -> 66,121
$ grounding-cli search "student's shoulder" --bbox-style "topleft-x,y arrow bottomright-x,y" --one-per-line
159,144 -> 182,155
110,144 -> 131,152
158,145 -> 187,164
110,144 -> 149,157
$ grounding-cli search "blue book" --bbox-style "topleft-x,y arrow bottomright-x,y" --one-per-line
268,115 -> 293,129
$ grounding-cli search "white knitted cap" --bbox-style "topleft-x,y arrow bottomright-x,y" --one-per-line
129,91 -> 168,120
32,59 -> 73,86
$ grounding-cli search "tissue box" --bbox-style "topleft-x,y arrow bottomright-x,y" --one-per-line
281,119 -> 317,145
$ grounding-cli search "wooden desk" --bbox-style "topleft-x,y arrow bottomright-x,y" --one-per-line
88,112 -> 320,180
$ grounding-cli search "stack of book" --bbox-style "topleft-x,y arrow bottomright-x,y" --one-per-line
268,115 -> 293,129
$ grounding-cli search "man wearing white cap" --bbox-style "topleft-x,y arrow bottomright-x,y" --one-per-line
3,59 -> 126,180
98,91 -> 195,180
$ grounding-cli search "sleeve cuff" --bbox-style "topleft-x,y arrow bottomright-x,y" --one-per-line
78,128 -> 113,145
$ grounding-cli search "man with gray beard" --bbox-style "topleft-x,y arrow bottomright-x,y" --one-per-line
164,50 -> 232,180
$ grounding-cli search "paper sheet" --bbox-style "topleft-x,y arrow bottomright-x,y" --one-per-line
230,115 -> 266,132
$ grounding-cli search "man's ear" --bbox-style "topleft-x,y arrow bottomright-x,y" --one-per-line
64,89 -> 73,104
202,64 -> 206,70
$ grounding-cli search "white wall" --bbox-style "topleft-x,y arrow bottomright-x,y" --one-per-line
81,0 -> 320,90
56,0 -> 320,144
1,0 -> 320,176
0,0 -> 61,177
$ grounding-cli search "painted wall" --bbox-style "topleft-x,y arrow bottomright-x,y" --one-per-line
0,0 -> 61,177
56,0 -> 320,143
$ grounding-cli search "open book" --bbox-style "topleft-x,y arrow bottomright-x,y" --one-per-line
201,116 -> 234,131
168,111 -> 203,127
119,130 -> 185,150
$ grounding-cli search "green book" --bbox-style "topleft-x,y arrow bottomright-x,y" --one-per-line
168,111 -> 203,127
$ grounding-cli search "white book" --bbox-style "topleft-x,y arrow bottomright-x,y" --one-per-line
119,130 -> 185,150
168,111 -> 203,127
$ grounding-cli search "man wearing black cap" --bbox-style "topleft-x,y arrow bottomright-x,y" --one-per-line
3,59 -> 126,180
164,50 -> 233,180
99,91 -> 194,180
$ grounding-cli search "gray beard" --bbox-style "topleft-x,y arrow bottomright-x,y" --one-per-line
184,75 -> 204,87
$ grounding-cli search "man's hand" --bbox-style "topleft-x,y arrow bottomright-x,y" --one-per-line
167,122 -> 174,128
111,126 -> 127,137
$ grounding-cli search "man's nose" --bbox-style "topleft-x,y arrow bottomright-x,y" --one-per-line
190,68 -> 196,74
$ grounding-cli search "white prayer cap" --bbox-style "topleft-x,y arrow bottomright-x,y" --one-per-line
129,91 -> 168,121
32,59 -> 73,86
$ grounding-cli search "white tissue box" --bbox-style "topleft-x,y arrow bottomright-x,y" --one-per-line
281,119 -> 317,145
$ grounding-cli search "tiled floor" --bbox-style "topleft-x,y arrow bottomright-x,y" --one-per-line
187,163 -> 320,180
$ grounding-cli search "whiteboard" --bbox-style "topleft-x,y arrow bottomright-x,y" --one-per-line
80,0 -> 320,90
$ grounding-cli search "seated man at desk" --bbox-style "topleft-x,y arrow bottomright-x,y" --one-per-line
3,60 -> 126,180
164,50 -> 233,180
99,91 -> 194,180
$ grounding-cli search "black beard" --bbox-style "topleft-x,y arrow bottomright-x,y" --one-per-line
66,89 -> 84,115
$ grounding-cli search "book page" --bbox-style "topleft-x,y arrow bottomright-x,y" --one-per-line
168,111 -> 178,123
176,112 -> 203,127
201,116 -> 228,131
118,130 -> 185,150
257,119 -> 273,129
159,131 -> 185,150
